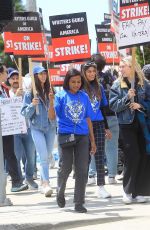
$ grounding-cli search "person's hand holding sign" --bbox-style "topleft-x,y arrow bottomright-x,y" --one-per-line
16,88 -> 23,96
32,97 -> 39,106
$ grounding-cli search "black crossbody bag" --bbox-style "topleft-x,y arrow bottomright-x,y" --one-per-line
59,133 -> 76,148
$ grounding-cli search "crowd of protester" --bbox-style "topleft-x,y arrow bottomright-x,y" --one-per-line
0,53 -> 150,213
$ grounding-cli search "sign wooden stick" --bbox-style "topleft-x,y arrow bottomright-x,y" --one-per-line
112,35 -> 115,75
18,58 -> 22,88
130,47 -> 136,103
28,58 -> 39,115
131,47 -> 136,80
46,62 -> 52,90
68,63 -> 74,70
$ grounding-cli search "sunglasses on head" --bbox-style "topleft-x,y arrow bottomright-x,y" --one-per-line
83,62 -> 97,68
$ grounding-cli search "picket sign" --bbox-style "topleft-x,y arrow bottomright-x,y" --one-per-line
49,12 -> 91,63
28,58 -> 39,115
119,0 -> 150,49
95,24 -> 120,64
18,58 -> 22,88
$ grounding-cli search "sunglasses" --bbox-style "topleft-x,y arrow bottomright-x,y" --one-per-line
83,62 -> 97,68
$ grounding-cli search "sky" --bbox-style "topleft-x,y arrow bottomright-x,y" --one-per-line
22,0 -> 110,53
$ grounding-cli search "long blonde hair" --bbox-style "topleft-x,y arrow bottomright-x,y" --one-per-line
119,56 -> 144,86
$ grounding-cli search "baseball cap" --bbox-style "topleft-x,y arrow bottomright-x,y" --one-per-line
8,68 -> 19,79
33,66 -> 46,75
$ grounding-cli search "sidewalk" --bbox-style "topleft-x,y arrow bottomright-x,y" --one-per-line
0,167 -> 150,230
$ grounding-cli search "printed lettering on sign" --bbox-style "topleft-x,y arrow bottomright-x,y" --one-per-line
98,43 -> 120,64
49,68 -> 64,86
13,33 -> 44,55
60,62 -> 83,76
4,32 -> 14,54
50,12 -> 91,63
95,24 -> 120,64
3,12 -> 44,56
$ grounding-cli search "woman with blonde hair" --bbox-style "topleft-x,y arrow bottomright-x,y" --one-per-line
109,56 -> 150,204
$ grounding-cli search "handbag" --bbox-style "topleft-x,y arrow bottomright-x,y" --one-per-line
59,134 -> 76,148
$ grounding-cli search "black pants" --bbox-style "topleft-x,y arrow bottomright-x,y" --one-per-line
57,135 -> 89,205
3,135 -> 21,185
120,119 -> 142,196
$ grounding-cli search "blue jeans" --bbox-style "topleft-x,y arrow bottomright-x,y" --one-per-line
14,128 -> 35,180
31,122 -> 56,182
105,116 -> 119,177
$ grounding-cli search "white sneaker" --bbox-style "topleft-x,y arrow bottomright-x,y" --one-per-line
40,186 -> 53,197
134,196 -> 146,203
97,186 -> 111,198
108,177 -> 117,184
87,177 -> 96,185
123,193 -> 132,204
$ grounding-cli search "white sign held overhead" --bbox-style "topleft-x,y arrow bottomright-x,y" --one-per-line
119,0 -> 150,49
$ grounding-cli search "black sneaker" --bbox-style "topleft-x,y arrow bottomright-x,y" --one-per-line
25,179 -> 38,189
75,204 -> 87,213
11,183 -> 28,192
57,195 -> 66,208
